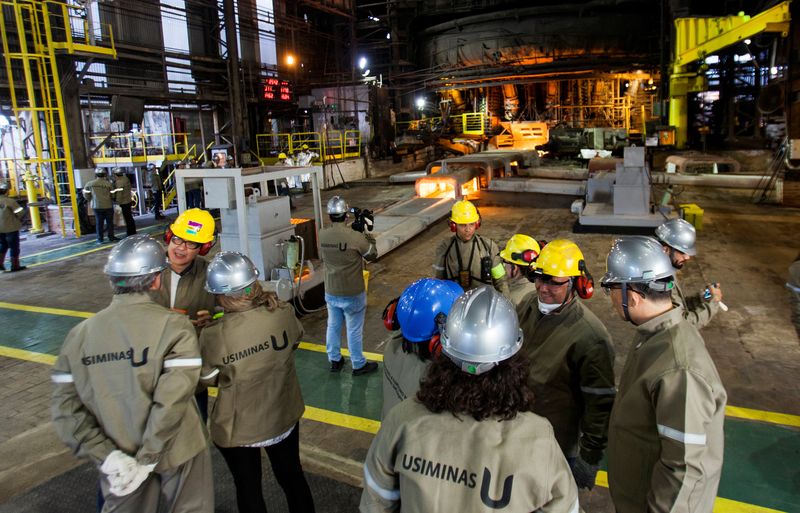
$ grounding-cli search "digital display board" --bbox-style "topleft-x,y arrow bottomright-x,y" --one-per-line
264,78 -> 293,102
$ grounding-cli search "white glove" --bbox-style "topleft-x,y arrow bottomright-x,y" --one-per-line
108,462 -> 156,497
100,450 -> 138,481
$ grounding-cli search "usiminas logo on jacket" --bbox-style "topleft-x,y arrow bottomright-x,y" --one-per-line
400,454 -> 514,509
81,348 -> 149,367
186,220 -> 203,236
222,331 -> 290,364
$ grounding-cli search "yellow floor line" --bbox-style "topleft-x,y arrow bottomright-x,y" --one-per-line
594,472 -> 783,513
27,245 -> 113,268
298,341 -> 384,362
24,240 -> 96,258
0,346 -> 57,365
0,302 -> 94,318
0,301 -> 797,429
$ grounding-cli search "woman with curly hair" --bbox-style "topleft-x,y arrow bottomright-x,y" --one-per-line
199,252 -> 315,513
361,287 -> 578,513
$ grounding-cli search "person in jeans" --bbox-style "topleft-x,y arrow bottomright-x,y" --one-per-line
82,168 -> 118,244
318,196 -> 378,375
200,252 -> 315,513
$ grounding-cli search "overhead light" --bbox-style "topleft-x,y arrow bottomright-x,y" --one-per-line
386,32 -> 391,39
368,15 -> 380,22
416,98 -> 426,110
744,38 -> 751,45
358,56 -> 367,70
286,54 -> 296,66
362,69 -> 371,77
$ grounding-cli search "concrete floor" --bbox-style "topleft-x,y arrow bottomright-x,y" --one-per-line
0,180 -> 799,512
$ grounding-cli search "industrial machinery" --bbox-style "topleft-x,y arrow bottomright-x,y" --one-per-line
573,146 -> 673,229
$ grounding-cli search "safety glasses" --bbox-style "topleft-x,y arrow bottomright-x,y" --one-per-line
533,275 -> 572,287
170,235 -> 201,250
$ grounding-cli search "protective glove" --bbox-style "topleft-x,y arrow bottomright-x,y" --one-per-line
570,456 -> 600,490
100,450 -> 138,482
108,462 -> 156,497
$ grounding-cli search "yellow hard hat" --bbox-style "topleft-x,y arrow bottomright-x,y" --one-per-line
170,208 -> 215,243
535,239 -> 584,277
301,144 -> 309,150
450,200 -> 480,225
500,234 -> 541,266
278,152 -> 287,159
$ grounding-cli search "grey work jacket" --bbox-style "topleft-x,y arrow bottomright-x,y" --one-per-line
82,178 -> 114,209
0,196 -> 23,233
433,234 -> 509,297
319,223 -> 376,297
361,399 -> 579,513
517,296 -> 616,463
113,175 -> 133,205
381,332 -> 432,420
199,303 -> 305,447
151,257 -> 216,321
51,293 -> 207,471
506,276 -> 537,307
671,278 -> 720,329
607,307 -> 726,513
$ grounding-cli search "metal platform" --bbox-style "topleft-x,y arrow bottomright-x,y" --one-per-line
578,202 -> 668,227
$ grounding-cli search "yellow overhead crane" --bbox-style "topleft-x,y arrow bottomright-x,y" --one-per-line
669,1 -> 791,148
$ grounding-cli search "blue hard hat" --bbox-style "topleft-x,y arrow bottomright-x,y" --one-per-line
397,279 -> 464,342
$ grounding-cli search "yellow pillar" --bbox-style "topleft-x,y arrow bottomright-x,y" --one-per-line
22,168 -> 42,233
669,95 -> 688,149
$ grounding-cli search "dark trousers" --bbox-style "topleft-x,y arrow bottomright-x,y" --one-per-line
93,208 -> 115,242
0,231 -> 20,259
187,188 -> 203,209
216,424 -> 315,513
119,203 -> 136,236
152,191 -> 163,217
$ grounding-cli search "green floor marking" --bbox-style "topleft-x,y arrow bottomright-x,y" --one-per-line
1,305 -> 799,512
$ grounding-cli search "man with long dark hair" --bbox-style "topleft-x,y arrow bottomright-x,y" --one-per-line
361,287 -> 578,513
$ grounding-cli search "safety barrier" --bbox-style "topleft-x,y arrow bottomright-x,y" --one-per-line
394,113 -> 490,135
91,132 -> 190,164
255,130 -> 361,164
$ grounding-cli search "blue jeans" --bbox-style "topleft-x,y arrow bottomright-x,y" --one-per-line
325,292 -> 367,369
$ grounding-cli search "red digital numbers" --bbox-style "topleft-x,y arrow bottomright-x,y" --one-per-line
264,79 -> 293,102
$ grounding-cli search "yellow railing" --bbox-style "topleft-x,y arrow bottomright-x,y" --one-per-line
255,130 -> 361,163
394,113 -> 489,135
90,132 -> 190,164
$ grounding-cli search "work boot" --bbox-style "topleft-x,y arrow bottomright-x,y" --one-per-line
352,361 -> 379,376
8,257 -> 26,272
329,358 -> 345,372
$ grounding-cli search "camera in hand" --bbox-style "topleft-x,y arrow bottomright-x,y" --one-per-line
349,207 -> 374,233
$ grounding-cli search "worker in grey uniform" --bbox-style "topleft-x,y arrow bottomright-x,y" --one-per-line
51,234 -> 212,512
199,252 -> 315,513
318,195 -> 379,375
380,278 -> 463,419
83,168 -> 118,244
601,236 -> 726,513
151,208 -> 217,421
0,181 -> 26,272
787,254 -> 800,338
655,218 -> 723,328
361,287 -> 578,513
111,168 -> 137,236
499,233 -> 541,306
433,199 -> 509,296
516,239 -> 615,490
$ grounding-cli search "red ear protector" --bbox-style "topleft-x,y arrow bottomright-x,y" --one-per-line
382,297 -> 400,331
448,208 -> 482,232
164,228 -> 214,256
511,248 -> 539,264
428,334 -> 442,357
575,260 -> 594,299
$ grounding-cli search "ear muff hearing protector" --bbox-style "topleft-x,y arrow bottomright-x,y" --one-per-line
448,209 -> 482,232
511,248 -> 539,264
428,334 -> 442,357
164,228 -> 214,256
575,260 -> 594,299
382,297 -> 400,331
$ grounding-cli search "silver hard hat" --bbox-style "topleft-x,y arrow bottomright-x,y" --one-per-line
655,218 -> 696,256
113,167 -> 124,175
104,234 -> 168,277
94,168 -> 106,176
205,251 -> 260,294
326,196 -> 348,215
601,236 -> 675,285
440,287 -> 523,375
